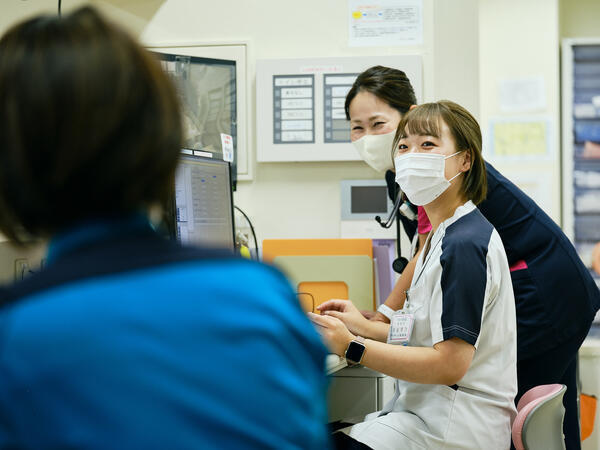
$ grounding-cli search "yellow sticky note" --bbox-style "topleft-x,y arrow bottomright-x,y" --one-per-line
493,121 -> 548,157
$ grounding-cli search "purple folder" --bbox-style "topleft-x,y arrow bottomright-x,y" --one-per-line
372,239 -> 396,306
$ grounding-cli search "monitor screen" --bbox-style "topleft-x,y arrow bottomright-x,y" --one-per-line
340,180 -> 394,221
350,185 -> 388,214
153,51 -> 237,189
171,154 -> 235,250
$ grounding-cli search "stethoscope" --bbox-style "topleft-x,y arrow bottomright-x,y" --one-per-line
375,191 -> 403,229
375,190 -> 413,274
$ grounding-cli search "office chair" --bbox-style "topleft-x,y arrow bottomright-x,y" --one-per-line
512,383 -> 567,450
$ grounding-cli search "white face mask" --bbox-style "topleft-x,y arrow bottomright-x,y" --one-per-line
352,131 -> 396,173
394,151 -> 463,206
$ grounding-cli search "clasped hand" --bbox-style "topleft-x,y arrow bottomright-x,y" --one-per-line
308,299 -> 370,356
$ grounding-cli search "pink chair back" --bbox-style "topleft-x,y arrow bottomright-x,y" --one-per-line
512,384 -> 566,450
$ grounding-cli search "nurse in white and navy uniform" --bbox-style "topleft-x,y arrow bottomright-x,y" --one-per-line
311,100 -> 518,450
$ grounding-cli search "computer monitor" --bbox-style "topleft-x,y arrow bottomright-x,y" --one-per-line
168,153 -> 235,250
153,51 -> 238,189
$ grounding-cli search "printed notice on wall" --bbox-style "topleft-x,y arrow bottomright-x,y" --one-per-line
498,76 -> 547,113
489,117 -> 553,159
348,0 -> 423,47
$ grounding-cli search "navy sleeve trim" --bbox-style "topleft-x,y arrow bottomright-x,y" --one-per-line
440,209 -> 493,346
442,325 -> 479,346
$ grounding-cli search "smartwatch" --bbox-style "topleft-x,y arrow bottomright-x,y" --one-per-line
345,336 -> 366,366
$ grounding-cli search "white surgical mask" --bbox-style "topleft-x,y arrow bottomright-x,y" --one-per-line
394,151 -> 463,206
352,131 -> 395,173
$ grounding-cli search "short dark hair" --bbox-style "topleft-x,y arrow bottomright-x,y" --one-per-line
394,100 -> 487,204
344,65 -> 417,120
0,6 -> 182,244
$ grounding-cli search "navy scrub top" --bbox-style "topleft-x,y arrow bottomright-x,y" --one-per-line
388,161 -> 600,360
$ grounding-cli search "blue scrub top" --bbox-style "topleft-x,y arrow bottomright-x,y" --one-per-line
0,216 -> 331,448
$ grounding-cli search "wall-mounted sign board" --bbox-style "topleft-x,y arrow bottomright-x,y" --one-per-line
256,55 -> 422,162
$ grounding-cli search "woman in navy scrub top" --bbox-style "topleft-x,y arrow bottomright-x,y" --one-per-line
316,100 -> 518,450
337,66 -> 600,449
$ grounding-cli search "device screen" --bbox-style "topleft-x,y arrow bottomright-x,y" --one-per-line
351,185 -> 388,214
173,154 -> 235,250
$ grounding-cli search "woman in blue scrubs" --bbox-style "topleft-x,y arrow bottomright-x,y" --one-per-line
337,65 -> 600,449
0,8 -> 330,448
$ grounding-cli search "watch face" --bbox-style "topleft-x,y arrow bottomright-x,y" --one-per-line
346,340 -> 365,364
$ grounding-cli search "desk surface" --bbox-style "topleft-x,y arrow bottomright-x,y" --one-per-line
326,354 -> 347,374
326,354 -> 389,378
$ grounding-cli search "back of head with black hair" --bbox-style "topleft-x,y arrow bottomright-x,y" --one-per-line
0,6 -> 182,244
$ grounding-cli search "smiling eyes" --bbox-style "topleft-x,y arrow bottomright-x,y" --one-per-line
397,140 -> 437,152
352,121 -> 386,131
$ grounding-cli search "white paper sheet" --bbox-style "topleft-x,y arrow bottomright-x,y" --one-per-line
348,0 -> 423,47
498,76 -> 546,112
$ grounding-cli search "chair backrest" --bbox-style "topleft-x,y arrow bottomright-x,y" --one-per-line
512,384 -> 567,450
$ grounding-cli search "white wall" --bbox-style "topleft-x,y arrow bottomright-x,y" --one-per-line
0,0 -> 506,250
433,0 -> 479,119
0,0 -> 84,33
479,0 -> 561,223
92,0 -> 479,245
1,0 -> 595,276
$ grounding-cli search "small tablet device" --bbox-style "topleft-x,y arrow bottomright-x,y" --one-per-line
163,152 -> 235,250
340,180 -> 394,221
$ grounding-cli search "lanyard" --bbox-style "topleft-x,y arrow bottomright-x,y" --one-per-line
412,223 -> 445,288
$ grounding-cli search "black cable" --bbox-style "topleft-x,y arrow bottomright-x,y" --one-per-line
375,192 -> 402,228
234,205 -> 258,260
58,0 -> 62,17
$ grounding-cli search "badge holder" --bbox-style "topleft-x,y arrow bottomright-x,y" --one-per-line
387,290 -> 414,345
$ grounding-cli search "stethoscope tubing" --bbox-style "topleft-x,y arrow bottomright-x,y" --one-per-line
376,192 -> 403,229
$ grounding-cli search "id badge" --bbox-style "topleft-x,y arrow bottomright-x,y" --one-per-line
387,310 -> 414,345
